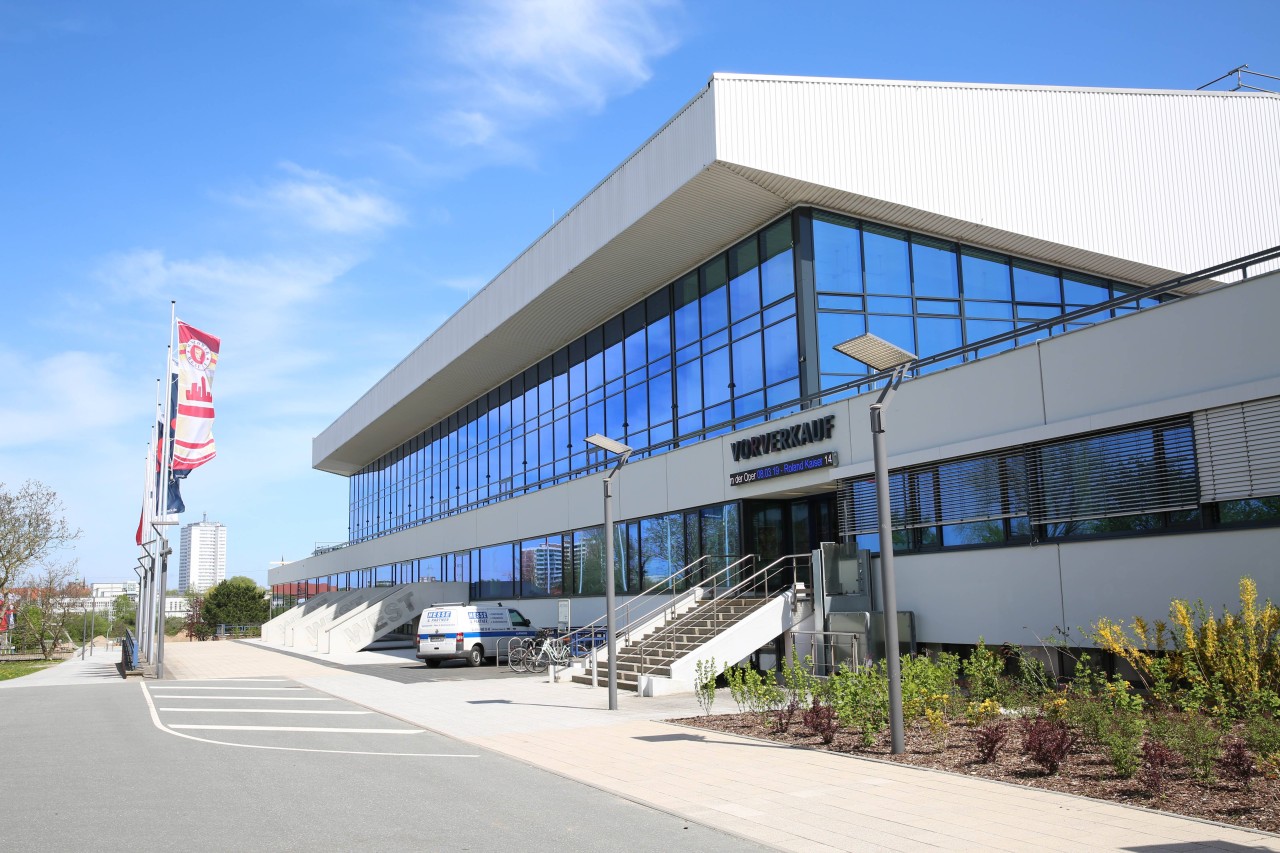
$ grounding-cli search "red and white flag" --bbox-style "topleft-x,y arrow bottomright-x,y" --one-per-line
173,321 -> 221,472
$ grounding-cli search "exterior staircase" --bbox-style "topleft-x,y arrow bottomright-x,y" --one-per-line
571,597 -> 771,692
569,553 -> 813,696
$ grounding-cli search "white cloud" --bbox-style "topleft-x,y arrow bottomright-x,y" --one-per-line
0,349 -> 134,449
231,163 -> 405,234
93,248 -> 363,401
428,0 -> 682,148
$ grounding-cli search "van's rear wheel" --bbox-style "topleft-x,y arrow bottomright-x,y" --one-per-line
467,645 -> 484,667
424,659 -> 441,669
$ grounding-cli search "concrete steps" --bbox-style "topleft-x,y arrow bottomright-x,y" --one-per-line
570,597 -> 770,688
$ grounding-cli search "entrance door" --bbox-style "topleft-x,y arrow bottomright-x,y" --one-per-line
743,495 -> 837,591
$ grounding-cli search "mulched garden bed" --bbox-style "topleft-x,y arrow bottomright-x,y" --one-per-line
670,711 -> 1280,835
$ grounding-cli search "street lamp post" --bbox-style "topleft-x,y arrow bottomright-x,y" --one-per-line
151,519 -> 178,678
833,332 -> 917,755
584,433 -> 632,711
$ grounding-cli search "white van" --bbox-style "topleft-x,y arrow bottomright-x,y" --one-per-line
415,604 -> 538,667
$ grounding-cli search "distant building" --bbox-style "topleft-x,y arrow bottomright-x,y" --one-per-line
92,582 -> 138,600
179,518 -> 227,593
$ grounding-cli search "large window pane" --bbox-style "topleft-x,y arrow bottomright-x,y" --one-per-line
1014,261 -> 1061,304
480,543 -> 515,599
701,280 -> 728,335
962,250 -> 1012,301
912,236 -> 959,298
675,359 -> 702,416
731,332 -> 763,395
763,319 -> 799,385
573,527 -> 604,595
761,249 -> 794,306
729,267 -> 760,322
520,536 -> 563,597
813,214 -> 861,294
917,317 -> 962,357
867,314 -> 916,358
863,226 -> 911,295
703,346 -> 731,406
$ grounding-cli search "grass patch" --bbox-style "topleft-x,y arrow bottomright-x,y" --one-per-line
0,660 -> 59,681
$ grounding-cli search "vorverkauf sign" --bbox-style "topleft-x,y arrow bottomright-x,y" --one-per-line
729,451 -> 838,487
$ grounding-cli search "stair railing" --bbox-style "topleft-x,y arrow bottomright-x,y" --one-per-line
561,553 -> 744,655
632,553 -> 811,681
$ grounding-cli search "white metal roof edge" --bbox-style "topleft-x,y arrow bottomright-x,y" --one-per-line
708,71 -> 1280,100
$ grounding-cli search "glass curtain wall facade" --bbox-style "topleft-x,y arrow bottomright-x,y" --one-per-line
272,501 -> 743,607
348,208 -> 1148,546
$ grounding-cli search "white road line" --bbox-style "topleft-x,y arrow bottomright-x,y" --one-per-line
169,679 -> 294,683
169,725 -> 422,734
140,684 -> 478,757
156,696 -> 335,701
159,708 -> 369,715
149,686 -> 304,691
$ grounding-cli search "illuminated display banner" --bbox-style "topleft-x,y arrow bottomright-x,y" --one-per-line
730,415 -> 835,462
729,451 -> 838,487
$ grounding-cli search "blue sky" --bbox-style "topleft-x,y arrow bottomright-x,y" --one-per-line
1,0 -> 1276,589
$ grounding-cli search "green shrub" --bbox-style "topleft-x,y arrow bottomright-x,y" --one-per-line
901,651 -> 960,720
828,662 -> 889,747
782,650 -> 818,710
1100,706 -> 1146,778
962,637 -> 1004,703
1149,711 -> 1221,782
1243,713 -> 1280,775
694,657 -> 717,716
726,664 -> 750,713
1011,647 -> 1055,701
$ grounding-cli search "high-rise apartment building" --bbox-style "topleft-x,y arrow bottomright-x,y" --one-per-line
179,518 -> 227,593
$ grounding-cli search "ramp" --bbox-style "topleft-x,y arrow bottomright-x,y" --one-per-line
261,591 -> 341,645
321,582 -> 469,654
285,589 -> 376,648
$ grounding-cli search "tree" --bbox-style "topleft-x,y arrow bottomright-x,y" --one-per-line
18,563 -> 84,660
201,578 -> 268,628
0,481 -> 81,622
111,594 -> 136,633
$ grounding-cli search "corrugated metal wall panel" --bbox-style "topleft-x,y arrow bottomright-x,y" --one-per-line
712,75 -> 1280,282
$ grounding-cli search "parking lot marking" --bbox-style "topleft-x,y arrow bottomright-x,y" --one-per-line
155,696 -> 337,701
157,695 -> 336,700
149,686 -> 304,691
170,724 -> 421,734
158,708 -> 370,715
141,683 -> 479,758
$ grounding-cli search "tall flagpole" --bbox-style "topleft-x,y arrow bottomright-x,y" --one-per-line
141,381 -> 160,662
155,301 -> 177,676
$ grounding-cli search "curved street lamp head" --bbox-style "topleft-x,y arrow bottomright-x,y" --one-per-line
585,433 -> 632,477
832,332 -> 917,372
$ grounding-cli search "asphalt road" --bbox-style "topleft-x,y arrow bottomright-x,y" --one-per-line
4,678 -> 767,852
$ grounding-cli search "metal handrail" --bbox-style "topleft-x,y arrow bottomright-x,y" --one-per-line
634,553 -> 809,679
121,629 -> 137,672
789,630 -> 864,675
559,554 -> 743,653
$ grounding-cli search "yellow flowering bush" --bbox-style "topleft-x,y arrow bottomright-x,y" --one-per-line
966,697 -> 1004,726
1092,577 -> 1280,717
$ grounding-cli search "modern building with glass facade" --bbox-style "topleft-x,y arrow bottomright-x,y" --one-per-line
270,74 -> 1280,652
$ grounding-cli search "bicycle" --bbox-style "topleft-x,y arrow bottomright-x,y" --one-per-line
507,637 -> 537,672
527,634 -> 573,673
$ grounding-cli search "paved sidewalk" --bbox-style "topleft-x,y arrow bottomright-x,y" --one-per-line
20,639 -> 1280,852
